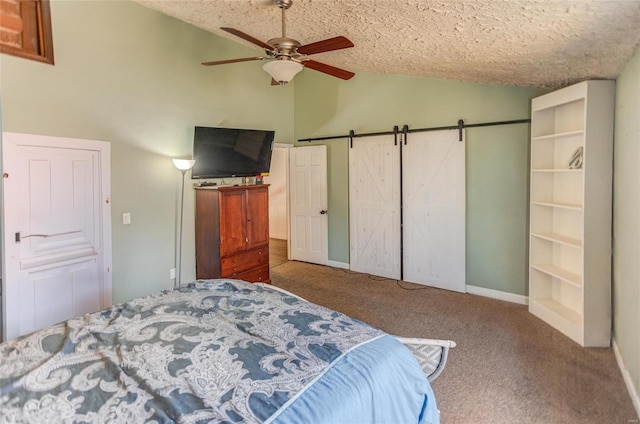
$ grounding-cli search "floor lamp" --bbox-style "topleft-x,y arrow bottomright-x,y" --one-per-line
173,158 -> 196,288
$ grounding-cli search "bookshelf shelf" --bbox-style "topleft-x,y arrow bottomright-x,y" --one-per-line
528,80 -> 614,347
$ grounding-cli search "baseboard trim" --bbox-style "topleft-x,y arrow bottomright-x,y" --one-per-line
326,260 -> 349,270
466,285 -> 529,305
613,338 -> 640,420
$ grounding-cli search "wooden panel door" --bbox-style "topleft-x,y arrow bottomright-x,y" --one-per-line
219,190 -> 246,257
289,146 -> 329,265
246,186 -> 270,250
0,0 -> 54,64
349,135 -> 401,279
2,133 -> 111,341
402,129 -> 466,292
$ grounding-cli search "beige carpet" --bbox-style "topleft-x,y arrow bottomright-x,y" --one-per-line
270,260 -> 638,424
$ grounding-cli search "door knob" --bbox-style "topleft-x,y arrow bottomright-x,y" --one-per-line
15,230 -> 81,243
320,210 -> 327,215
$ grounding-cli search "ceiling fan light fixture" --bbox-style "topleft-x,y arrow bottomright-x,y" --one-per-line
263,59 -> 303,84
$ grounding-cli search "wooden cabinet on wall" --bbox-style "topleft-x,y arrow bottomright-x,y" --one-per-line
195,185 -> 270,284
528,80 -> 614,347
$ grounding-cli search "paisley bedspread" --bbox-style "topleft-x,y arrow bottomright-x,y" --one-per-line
0,279 -> 438,423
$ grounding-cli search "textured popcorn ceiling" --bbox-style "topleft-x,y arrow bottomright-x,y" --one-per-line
135,0 -> 640,88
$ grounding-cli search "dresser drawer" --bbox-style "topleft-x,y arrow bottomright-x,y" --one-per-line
221,246 -> 269,276
235,264 -> 270,284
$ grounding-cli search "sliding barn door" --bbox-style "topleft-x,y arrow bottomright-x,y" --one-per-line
403,130 -> 466,292
349,135 -> 401,279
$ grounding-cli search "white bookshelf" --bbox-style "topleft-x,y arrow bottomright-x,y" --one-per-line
529,80 -> 614,347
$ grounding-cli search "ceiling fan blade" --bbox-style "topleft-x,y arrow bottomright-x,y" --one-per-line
221,27 -> 274,50
271,78 -> 280,86
297,36 -> 354,55
302,59 -> 355,80
202,57 -> 265,66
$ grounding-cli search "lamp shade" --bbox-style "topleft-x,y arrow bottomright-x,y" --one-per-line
173,158 -> 196,171
263,60 -> 303,84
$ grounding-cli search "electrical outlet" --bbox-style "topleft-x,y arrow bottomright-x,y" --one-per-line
170,268 -> 176,279
122,212 -> 131,225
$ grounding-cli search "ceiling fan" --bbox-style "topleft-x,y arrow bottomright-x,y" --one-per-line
201,0 -> 355,85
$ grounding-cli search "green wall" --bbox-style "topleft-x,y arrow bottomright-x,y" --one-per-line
0,0 -> 560,301
0,0 -> 294,303
0,0 -> 544,301
613,48 -> 640,413
294,71 -> 543,295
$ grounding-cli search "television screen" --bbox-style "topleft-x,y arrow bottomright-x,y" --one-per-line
191,126 -> 275,179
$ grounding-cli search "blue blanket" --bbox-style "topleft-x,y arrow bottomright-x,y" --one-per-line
0,279 -> 438,423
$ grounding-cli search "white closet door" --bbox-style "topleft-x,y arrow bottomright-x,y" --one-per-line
403,130 -> 466,292
349,135 -> 401,279
3,133 -> 112,341
265,144 -> 289,240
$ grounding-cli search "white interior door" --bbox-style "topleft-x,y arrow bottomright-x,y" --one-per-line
403,129 -> 466,292
349,135 -> 401,279
264,144 -> 289,240
289,145 -> 328,265
2,132 -> 112,341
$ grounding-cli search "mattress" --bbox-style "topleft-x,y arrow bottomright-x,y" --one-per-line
0,279 -> 438,423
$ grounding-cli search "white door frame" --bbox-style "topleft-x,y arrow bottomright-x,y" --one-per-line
264,143 -> 291,244
1,132 -> 112,341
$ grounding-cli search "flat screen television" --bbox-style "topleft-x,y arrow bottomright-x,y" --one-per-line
191,126 -> 275,179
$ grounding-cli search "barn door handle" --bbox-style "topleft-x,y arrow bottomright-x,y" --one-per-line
320,210 -> 327,215
15,230 -> 81,243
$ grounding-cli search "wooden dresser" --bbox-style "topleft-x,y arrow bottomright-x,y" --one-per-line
195,185 -> 270,284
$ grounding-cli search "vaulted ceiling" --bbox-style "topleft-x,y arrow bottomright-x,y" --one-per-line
136,0 -> 640,88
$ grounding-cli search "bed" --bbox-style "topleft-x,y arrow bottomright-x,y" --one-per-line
0,279 -> 445,423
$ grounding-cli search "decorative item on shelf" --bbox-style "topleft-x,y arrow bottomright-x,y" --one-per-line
569,146 -> 584,169
255,174 -> 264,184
173,158 -> 196,288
